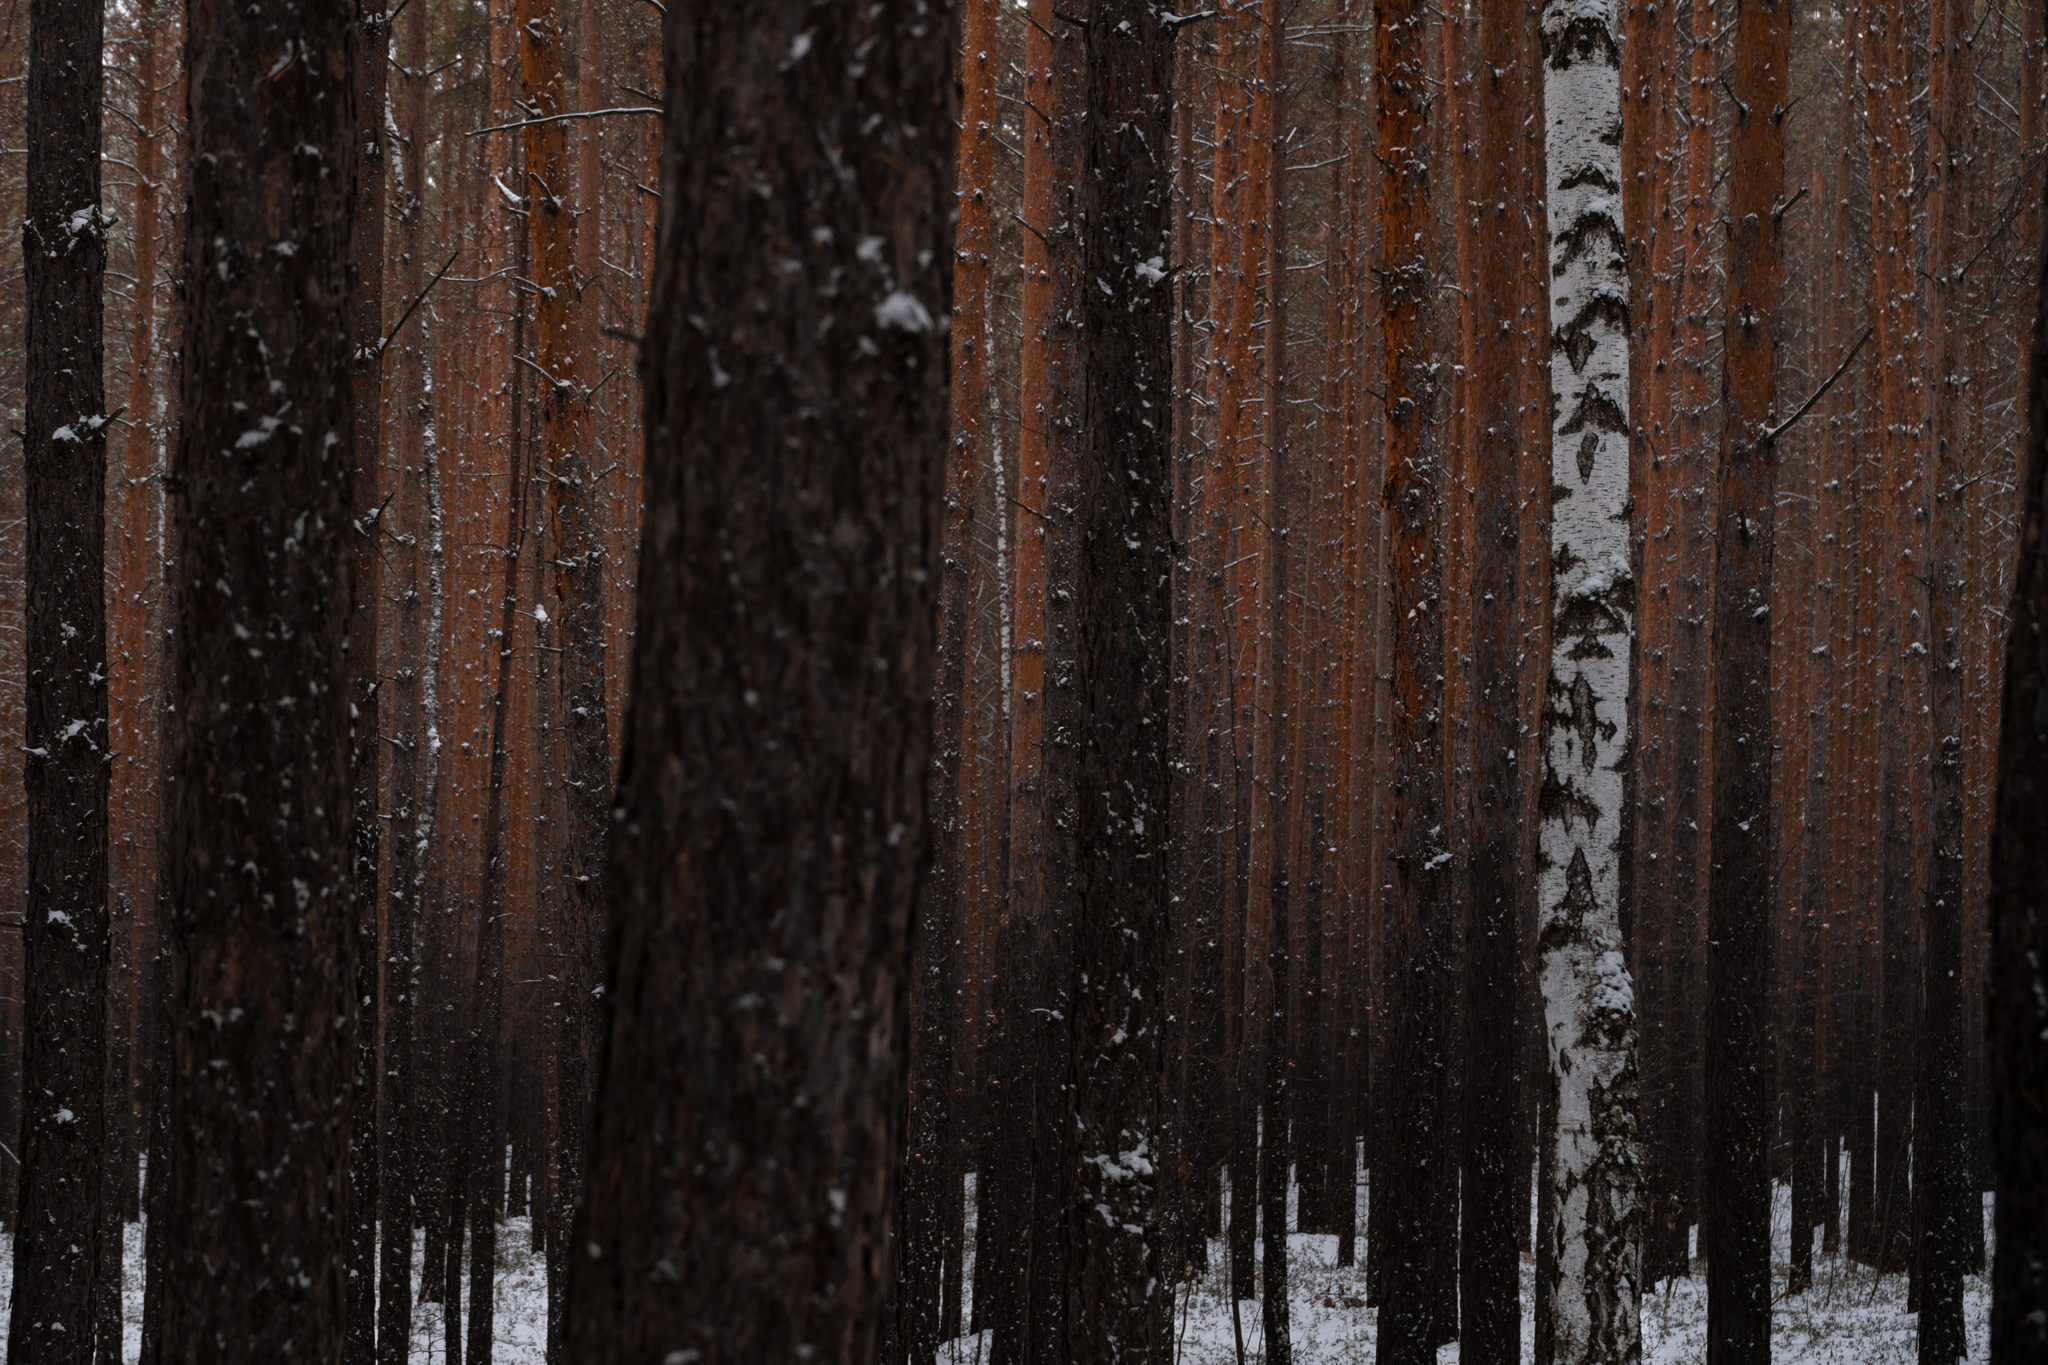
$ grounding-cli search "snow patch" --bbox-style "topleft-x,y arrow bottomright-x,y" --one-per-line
874,290 -> 934,334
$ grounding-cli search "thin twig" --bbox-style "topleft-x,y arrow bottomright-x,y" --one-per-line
1762,324 -> 1874,446
469,106 -> 661,137
377,250 -> 460,359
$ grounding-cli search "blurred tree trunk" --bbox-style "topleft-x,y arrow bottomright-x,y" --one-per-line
1991,1 -> 2048,1347
560,3 -> 954,1359
8,0 -> 112,1353
160,0 -> 358,1349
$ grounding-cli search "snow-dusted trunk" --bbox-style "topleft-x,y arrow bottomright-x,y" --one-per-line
1537,4 -> 1642,1363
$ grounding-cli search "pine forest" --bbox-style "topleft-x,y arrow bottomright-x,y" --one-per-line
2,0 -> 2048,1362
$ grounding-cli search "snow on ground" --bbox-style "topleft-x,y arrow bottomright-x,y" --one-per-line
941,1168 -> 1991,1365
0,1163 -> 1989,1362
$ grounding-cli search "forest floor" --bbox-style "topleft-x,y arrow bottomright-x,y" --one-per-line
0,1171 -> 1989,1362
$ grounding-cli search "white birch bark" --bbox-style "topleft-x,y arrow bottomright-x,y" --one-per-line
1539,3 -> 1642,1361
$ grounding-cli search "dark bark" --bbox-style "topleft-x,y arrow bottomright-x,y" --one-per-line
377,1 -> 432,1353
1704,0 -> 1787,1358
1041,10 -> 1177,1361
1372,0 -> 1454,1359
1259,11 -> 1291,1359
559,3 -> 954,1360
524,0 -> 610,1337
345,7 -> 391,1362
1459,2 -> 1525,1358
8,0 -> 113,1352
464,375 -> 532,1365
1912,0 -> 1973,1353
161,0 -> 359,1351
1991,16 -> 2048,1346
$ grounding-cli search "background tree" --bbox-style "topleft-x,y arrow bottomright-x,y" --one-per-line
1705,0 -> 1790,1358
1535,2 -> 1642,1360
1053,2 -> 1176,1359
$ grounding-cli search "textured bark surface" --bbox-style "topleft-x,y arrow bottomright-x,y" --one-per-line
519,0 -> 609,1340
1994,0 -> 2048,1343
898,2 -> 991,1356
560,4 -> 953,1360
984,11 -> 1082,1356
1915,0 -> 1973,1356
1050,5 -> 1175,1360
1704,0 -> 1786,1358
1995,60 -> 2048,1363
9,0 -> 113,1354
161,0 -> 359,1353
377,4 -> 431,1354
1372,0 -> 1454,1358
1536,3 -> 1641,1362
1461,2 -> 1529,1358
344,9 -> 388,1360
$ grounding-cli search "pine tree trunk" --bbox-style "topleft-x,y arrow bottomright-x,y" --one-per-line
560,4 -> 954,1358
377,4 -> 432,1354
1372,0 -> 1454,1357
1535,5 -> 1642,1363
1912,0 -> 1975,1353
899,4 -> 993,1356
1703,0 -> 1788,1357
515,0 -> 610,1346
1991,2 -> 2048,1341
9,0 -> 113,1353
1460,2 -> 1528,1357
345,9 -> 390,1361
160,0 -> 359,1349
463,394 -> 532,1365
1050,9 -> 1176,1358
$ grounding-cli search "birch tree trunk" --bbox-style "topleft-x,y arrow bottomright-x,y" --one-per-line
1536,4 -> 1641,1361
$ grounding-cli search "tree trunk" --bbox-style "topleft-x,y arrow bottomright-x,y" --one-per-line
345,7 -> 390,1361
1534,5 -> 1642,1362
160,0 -> 359,1350
1704,0 -> 1788,1358
1372,0 -> 1453,1358
1913,0 -> 1975,1353
1991,1 -> 2048,1344
899,4 -> 992,1358
9,0 -> 113,1352
378,1 -> 433,1354
559,4 -> 954,1359
463,378 -> 533,1365
1050,8 -> 1176,1359
517,0 -> 610,1346
1460,2 -> 1528,1358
